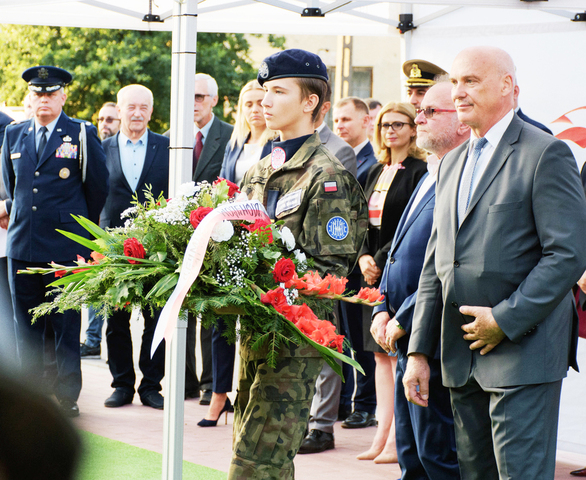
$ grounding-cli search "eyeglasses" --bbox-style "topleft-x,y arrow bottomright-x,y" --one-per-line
416,107 -> 457,119
379,122 -> 409,132
194,94 -> 212,103
98,117 -> 120,123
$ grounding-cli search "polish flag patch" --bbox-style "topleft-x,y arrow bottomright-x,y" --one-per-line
324,181 -> 338,192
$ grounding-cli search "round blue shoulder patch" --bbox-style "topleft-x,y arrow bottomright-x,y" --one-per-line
326,216 -> 349,241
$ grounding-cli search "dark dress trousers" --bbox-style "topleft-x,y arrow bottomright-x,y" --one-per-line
187,116 -> 233,394
100,131 -> 169,398
409,114 -> 586,479
339,141 -> 378,414
2,113 -> 109,402
374,176 -> 459,479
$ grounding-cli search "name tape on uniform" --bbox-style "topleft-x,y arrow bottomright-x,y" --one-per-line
275,189 -> 303,217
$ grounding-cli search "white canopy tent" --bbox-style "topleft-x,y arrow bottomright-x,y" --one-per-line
3,1 -> 586,478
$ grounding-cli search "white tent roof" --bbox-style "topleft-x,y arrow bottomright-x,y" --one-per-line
2,0 -> 585,36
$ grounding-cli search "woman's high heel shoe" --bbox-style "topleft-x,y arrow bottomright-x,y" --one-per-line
197,398 -> 232,427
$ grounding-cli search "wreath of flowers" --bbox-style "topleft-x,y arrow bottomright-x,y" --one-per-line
25,179 -> 382,372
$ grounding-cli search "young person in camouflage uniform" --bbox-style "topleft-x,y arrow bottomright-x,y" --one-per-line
228,49 -> 368,479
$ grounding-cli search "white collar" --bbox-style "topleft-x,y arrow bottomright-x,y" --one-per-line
470,108 -> 514,150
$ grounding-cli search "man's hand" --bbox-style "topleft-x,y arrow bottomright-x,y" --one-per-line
370,311 -> 391,349
403,353 -> 430,407
386,321 -> 407,354
578,270 -> 586,294
460,305 -> 506,355
358,254 -> 382,286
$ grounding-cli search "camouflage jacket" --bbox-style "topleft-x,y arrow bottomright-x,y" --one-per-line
241,132 -> 368,279
241,132 -> 368,359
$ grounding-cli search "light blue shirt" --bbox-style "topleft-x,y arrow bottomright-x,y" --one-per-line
119,130 -> 148,192
34,116 -> 59,151
194,113 -> 214,147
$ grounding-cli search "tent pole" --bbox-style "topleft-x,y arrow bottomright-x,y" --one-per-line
163,1 -> 197,479
400,3 -> 412,102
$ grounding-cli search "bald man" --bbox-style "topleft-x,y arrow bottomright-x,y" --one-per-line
404,47 -> 586,480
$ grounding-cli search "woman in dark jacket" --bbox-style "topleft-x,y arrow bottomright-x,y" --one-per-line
199,79 -> 274,426
357,102 -> 427,462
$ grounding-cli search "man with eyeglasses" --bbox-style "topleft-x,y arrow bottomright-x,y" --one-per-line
402,59 -> 447,109
188,73 -> 233,405
97,102 -> 120,140
372,81 -> 468,479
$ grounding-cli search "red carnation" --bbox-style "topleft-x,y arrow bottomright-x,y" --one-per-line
273,258 -> 296,284
123,237 -> 146,264
190,207 -> 213,229
242,219 -> 273,244
214,177 -> 241,198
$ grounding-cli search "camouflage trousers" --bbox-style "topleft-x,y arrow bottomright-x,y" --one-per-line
228,352 -> 324,480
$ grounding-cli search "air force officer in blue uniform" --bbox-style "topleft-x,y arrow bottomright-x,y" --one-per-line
0,66 -> 109,417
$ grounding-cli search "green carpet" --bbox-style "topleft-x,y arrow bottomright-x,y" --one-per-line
77,431 -> 227,480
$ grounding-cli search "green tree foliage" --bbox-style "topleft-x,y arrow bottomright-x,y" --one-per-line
0,25 -> 284,133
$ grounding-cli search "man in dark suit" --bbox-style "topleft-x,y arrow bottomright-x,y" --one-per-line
404,47 -> 586,479
101,84 -> 169,410
1,66 -> 109,417
188,73 -> 233,404
374,81 -> 468,479
332,96 -> 377,428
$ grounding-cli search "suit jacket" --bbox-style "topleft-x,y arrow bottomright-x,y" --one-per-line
219,136 -> 245,183
517,108 -> 553,135
319,124 -> 357,177
360,157 -> 428,270
100,130 -> 169,229
409,114 -> 586,388
1,113 -> 109,263
355,141 -> 377,189
375,175 -> 437,355
193,116 -> 233,184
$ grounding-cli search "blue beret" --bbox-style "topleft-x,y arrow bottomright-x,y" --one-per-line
22,66 -> 73,93
257,49 -> 328,86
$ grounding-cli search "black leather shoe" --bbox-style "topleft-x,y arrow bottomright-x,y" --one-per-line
185,390 -> 200,399
571,467 -> 586,477
199,389 -> 212,405
60,399 -> 80,418
141,392 -> 164,410
341,410 -> 377,429
297,429 -> 335,454
104,390 -> 133,408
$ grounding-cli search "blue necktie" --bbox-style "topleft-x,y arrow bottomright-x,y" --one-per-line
458,137 -> 488,226
37,126 -> 48,162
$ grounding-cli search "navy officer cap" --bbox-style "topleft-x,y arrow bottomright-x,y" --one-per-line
22,66 -> 73,93
257,49 -> 328,86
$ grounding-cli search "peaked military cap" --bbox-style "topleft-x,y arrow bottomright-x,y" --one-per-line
22,66 -> 73,93
402,59 -> 447,88
257,49 -> 328,86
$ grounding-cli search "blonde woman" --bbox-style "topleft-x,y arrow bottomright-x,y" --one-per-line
357,102 -> 427,462
199,79 -> 274,426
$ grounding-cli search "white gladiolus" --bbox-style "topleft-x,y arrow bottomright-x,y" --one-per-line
211,221 -> 234,242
